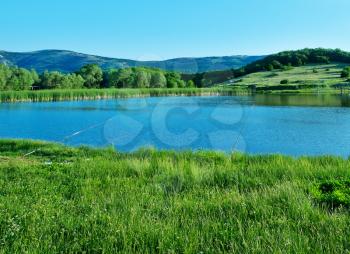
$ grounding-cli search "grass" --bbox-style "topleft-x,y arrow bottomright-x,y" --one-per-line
223,63 -> 350,94
0,87 -> 246,103
0,139 -> 349,253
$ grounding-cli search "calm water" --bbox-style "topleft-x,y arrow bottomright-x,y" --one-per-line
1,94 -> 350,157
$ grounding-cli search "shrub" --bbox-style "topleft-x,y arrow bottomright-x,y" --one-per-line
341,67 -> 350,78
266,73 -> 279,78
280,79 -> 289,84
311,180 -> 350,209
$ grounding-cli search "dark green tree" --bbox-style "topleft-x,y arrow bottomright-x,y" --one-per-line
150,72 -> 166,88
78,64 -> 103,88
341,67 -> 350,78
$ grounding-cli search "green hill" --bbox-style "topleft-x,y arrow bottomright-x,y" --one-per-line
223,63 -> 349,93
186,48 -> 350,88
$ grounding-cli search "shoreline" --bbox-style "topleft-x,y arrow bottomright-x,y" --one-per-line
1,138 -> 348,159
0,88 -> 248,103
0,87 -> 345,103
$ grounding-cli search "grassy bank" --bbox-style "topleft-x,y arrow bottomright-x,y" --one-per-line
0,87 -> 246,103
0,140 -> 349,253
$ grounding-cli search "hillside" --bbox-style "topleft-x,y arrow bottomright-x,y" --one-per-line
187,48 -> 350,87
223,63 -> 350,92
0,50 -> 262,73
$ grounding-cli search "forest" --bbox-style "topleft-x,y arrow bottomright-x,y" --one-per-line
0,64 -> 194,91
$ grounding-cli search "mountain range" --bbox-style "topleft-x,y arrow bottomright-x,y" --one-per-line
0,50 -> 263,74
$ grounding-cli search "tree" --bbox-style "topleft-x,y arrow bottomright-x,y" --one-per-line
193,73 -> 204,88
7,67 -> 37,90
105,69 -> 120,88
266,64 -> 274,71
0,64 -> 12,90
341,67 -> 350,78
63,74 -> 85,89
39,71 -> 65,89
271,60 -> 283,69
165,72 -> 183,88
78,64 -> 103,88
150,72 -> 166,88
177,80 -> 185,88
186,80 -> 195,88
134,69 -> 151,88
119,68 -> 132,88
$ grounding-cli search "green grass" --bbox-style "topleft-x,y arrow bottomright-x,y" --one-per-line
223,63 -> 350,93
0,139 -> 349,253
0,87 -> 246,103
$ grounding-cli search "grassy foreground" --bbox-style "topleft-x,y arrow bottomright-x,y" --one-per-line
0,140 -> 349,253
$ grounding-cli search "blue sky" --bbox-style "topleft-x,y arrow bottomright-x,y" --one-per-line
1,0 -> 349,60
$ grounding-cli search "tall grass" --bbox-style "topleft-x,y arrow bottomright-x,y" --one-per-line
0,139 -> 349,253
0,87 -> 247,103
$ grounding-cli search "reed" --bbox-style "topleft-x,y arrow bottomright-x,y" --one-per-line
0,87 -> 247,103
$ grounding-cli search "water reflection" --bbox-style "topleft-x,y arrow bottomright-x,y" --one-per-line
252,94 -> 350,107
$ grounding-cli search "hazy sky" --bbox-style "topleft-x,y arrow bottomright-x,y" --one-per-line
1,0 -> 349,60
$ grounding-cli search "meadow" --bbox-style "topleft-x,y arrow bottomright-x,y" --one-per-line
222,63 -> 350,93
0,140 -> 349,253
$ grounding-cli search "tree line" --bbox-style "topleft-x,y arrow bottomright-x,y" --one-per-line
1,48 -> 350,91
0,64 -> 195,91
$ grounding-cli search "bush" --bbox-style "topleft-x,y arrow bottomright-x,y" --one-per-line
341,67 -> 350,78
311,180 -> 350,209
266,73 -> 279,78
281,65 -> 294,71
280,79 -> 289,84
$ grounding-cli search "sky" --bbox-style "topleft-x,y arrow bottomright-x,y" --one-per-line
1,0 -> 350,60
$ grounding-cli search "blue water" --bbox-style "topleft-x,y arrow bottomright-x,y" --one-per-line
1,95 -> 350,157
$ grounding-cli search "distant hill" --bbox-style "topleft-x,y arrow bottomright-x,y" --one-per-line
0,50 -> 263,74
184,48 -> 350,86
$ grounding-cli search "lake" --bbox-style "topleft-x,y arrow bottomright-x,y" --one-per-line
1,94 -> 350,157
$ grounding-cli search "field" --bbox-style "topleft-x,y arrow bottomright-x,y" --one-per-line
0,140 -> 349,253
223,63 -> 350,93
